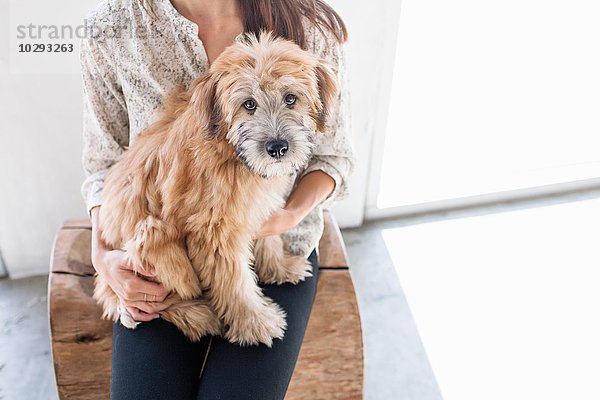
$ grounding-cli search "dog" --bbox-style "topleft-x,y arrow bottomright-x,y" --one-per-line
94,31 -> 338,347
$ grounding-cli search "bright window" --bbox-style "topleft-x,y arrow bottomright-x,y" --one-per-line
378,0 -> 600,209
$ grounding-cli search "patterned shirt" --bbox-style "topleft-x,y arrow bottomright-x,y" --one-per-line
80,0 -> 355,258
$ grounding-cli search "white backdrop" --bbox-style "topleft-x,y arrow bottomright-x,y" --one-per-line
0,0 -> 402,277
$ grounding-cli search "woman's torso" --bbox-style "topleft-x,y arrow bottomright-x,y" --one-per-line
86,0 -> 337,257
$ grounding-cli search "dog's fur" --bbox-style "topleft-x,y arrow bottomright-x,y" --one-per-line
94,31 -> 338,347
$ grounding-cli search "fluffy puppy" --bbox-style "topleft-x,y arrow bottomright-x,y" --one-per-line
94,31 -> 338,347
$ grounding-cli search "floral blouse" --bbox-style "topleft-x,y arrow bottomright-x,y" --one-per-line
80,0 -> 355,258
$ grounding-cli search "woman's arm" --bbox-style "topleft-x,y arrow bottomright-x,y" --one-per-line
80,32 -> 130,216
80,21 -> 169,321
254,170 -> 335,238
255,23 -> 356,238
303,24 -> 355,205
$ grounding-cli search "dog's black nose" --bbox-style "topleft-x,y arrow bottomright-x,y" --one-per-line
265,139 -> 289,159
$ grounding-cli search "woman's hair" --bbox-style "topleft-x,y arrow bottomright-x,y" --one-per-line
140,0 -> 347,49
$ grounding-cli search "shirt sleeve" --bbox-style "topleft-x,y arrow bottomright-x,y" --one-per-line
79,33 -> 130,216
301,23 -> 356,209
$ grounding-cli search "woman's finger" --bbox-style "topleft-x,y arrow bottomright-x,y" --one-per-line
118,271 -> 170,301
125,300 -> 169,314
125,306 -> 159,322
120,285 -> 168,303
133,279 -> 171,301
126,302 -> 155,317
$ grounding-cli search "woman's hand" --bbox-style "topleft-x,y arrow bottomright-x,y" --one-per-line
253,171 -> 336,239
91,207 -> 170,322
253,207 -> 301,239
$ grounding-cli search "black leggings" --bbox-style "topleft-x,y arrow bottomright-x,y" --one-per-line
111,250 -> 319,400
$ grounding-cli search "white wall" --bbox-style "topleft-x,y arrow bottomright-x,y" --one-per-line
0,0 -> 403,277
328,0 -> 403,228
0,0 -> 91,278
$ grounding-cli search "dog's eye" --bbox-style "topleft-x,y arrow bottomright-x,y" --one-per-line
284,94 -> 296,106
243,99 -> 256,111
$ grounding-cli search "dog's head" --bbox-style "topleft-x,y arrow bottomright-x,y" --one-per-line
189,30 -> 338,178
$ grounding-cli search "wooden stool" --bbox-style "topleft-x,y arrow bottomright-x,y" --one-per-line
48,211 -> 363,399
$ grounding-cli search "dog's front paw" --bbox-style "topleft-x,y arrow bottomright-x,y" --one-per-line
281,255 -> 313,284
224,299 -> 287,347
259,255 -> 313,285
175,275 -> 202,301
161,298 -> 223,342
159,267 -> 201,300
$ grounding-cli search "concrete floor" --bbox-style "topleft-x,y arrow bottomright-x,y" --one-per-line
1,189 -> 598,400
0,276 -> 58,400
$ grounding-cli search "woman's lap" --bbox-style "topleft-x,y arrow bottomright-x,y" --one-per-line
111,317 -> 210,400
111,250 -> 319,400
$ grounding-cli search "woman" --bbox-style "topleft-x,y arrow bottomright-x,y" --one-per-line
80,0 -> 354,398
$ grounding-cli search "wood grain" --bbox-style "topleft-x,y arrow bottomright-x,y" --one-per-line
49,211 -> 363,399
318,211 -> 350,268
286,270 -> 364,399
48,228 -> 111,400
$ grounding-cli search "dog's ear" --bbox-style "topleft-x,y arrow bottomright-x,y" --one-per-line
314,61 -> 339,133
190,71 -> 224,137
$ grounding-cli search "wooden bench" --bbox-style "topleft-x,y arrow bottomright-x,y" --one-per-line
48,211 -> 363,399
